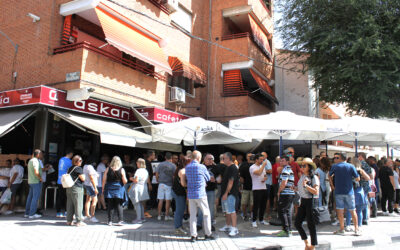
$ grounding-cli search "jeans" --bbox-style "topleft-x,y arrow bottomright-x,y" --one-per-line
295,198 -> 318,246
278,195 -> 294,232
172,191 -> 186,229
361,190 -> 369,222
56,184 -> 67,213
198,190 -> 215,226
189,196 -> 212,237
335,194 -> 356,210
346,204 -> 366,227
133,202 -> 144,221
253,189 -> 267,222
66,185 -> 84,223
25,183 -> 42,216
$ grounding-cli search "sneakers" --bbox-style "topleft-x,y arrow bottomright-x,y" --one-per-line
90,217 -> 99,223
204,234 -> 216,240
251,221 -> 258,228
29,214 -> 42,219
157,215 -> 162,221
165,216 -> 173,221
331,220 -> 339,226
24,214 -> 29,218
389,212 -> 398,217
362,220 -> 368,225
228,227 -> 239,237
382,211 -> 389,216
107,221 -> 113,226
333,229 -> 345,235
354,230 -> 362,236
76,221 -> 87,227
56,212 -> 63,218
276,230 -> 289,237
175,227 -> 188,235
219,225 -> 232,232
190,236 -> 197,243
345,226 -> 353,232
259,220 -> 269,225
3,210 -> 14,215
115,221 -> 125,226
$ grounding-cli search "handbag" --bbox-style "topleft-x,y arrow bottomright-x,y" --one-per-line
0,188 -> 12,204
311,176 -> 330,224
61,166 -> 79,188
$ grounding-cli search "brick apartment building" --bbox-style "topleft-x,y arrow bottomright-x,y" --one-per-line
0,0 -> 276,164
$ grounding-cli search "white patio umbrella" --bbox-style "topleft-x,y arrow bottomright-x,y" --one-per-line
150,117 -> 250,149
229,111 -> 345,156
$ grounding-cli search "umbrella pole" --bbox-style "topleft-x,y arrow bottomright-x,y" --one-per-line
279,135 -> 283,157
325,141 -> 328,156
355,132 -> 358,157
194,131 -> 197,150
387,143 -> 389,158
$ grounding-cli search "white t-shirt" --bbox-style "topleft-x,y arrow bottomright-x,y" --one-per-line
0,167 -> 11,187
83,164 -> 99,187
134,168 -> 149,185
39,160 -> 46,183
9,164 -> 24,184
250,163 -> 266,190
393,170 -> 400,190
96,163 -> 106,187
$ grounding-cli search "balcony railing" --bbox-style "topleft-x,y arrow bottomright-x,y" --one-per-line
221,32 -> 251,41
148,0 -> 170,14
53,42 -> 166,81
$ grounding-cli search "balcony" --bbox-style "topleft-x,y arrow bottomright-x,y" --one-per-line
54,42 -> 166,81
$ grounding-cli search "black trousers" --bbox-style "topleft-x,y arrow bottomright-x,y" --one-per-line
381,188 -> 394,213
253,189 -> 267,222
278,195 -> 294,232
295,198 -> 318,246
56,184 -> 66,213
107,198 -> 123,222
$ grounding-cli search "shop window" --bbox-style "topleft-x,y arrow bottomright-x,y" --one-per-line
171,4 -> 192,33
169,75 -> 195,97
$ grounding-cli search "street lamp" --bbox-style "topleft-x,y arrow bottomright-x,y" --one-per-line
0,30 -> 19,86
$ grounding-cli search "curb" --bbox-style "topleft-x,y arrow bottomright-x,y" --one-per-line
352,238 -> 375,247
391,234 -> 400,243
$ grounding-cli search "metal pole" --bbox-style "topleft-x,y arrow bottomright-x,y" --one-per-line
279,134 -> 283,157
355,132 -> 358,157
325,141 -> 328,156
387,143 -> 390,158
391,148 -> 394,159
193,131 -> 197,150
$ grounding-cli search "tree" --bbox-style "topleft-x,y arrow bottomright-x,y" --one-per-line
277,0 -> 400,118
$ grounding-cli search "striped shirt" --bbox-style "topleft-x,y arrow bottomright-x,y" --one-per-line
279,165 -> 295,195
185,160 -> 210,199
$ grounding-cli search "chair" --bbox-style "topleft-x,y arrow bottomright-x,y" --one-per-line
44,186 -> 58,210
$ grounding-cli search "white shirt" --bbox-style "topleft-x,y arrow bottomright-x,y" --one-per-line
134,168 -> 149,185
39,160 -> 46,182
96,163 -> 106,187
0,167 -> 11,187
9,164 -> 24,184
250,163 -> 266,190
83,164 -> 99,187
393,170 -> 400,190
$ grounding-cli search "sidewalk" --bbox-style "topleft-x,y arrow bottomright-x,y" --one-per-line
1,208 -> 400,250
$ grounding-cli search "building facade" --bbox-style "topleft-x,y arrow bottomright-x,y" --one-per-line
0,0 -> 276,164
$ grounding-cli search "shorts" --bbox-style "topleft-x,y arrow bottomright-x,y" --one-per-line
396,189 -> 400,204
241,190 -> 253,206
157,183 -> 172,200
84,185 -> 96,197
293,191 -> 301,206
335,194 -> 355,210
222,194 -> 236,214
10,184 -> 21,195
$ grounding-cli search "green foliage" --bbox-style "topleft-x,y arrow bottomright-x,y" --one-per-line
277,0 -> 400,118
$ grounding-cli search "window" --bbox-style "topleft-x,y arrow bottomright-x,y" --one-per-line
169,76 -> 195,97
171,4 -> 192,33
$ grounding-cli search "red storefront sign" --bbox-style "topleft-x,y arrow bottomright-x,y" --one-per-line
0,86 -> 189,123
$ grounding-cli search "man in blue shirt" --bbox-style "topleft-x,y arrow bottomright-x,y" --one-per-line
277,156 -> 295,237
184,150 -> 214,242
329,152 -> 360,235
56,149 -> 73,217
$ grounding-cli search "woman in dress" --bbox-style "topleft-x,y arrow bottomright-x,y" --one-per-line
129,158 -> 149,224
102,156 -> 127,226
294,158 -> 319,250
66,155 -> 86,226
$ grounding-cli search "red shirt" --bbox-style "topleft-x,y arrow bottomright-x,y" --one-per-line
272,163 -> 280,185
290,161 -> 301,186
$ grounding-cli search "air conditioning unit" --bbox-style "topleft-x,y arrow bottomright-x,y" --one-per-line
170,87 -> 186,103
166,0 -> 179,12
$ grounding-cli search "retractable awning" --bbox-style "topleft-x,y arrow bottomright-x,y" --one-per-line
0,108 -> 38,137
168,57 -> 206,87
248,69 -> 278,104
49,109 -> 151,147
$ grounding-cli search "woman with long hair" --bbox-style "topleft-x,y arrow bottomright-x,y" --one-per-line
102,156 -> 128,226
129,158 -> 149,224
316,157 -> 331,207
172,156 -> 190,235
66,155 -> 86,226
294,158 -> 319,250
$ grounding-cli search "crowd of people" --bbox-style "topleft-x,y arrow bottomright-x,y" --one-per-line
1,147 -> 400,249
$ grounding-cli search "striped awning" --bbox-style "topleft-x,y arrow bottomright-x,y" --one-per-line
95,4 -> 172,74
223,70 -> 248,97
168,57 -> 206,87
249,69 -> 278,104
249,15 -> 272,60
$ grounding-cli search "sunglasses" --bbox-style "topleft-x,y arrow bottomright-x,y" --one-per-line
300,164 -> 308,168
334,157 -> 340,160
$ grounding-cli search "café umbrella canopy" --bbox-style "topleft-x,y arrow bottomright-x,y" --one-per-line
150,117 -> 250,148
229,111 -> 345,156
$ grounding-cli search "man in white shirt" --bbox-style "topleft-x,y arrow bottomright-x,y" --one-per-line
249,154 -> 269,228
0,160 -> 11,193
4,159 -> 24,215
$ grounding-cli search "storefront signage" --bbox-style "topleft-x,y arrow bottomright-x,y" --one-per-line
0,86 -> 189,123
